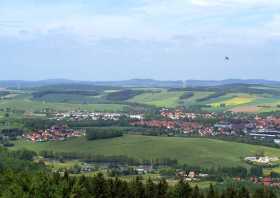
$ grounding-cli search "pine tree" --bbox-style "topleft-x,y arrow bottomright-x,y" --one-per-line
252,188 -> 264,198
70,180 -> 90,198
145,178 -> 156,198
129,176 -> 145,198
173,179 -> 192,198
207,184 -> 218,198
157,178 -> 168,198
264,188 -> 277,198
92,173 -> 109,198
191,185 -> 203,198
238,186 -> 250,198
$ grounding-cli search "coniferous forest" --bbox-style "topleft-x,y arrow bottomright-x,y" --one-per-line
0,146 -> 278,198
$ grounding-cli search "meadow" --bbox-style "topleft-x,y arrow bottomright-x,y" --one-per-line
181,91 -> 214,107
0,98 -> 127,112
128,90 -> 184,108
12,134 -> 280,168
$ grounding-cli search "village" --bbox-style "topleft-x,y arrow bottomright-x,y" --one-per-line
23,125 -> 85,142
19,107 -> 280,146
16,108 -> 280,189
52,111 -> 144,121
130,108 -> 280,145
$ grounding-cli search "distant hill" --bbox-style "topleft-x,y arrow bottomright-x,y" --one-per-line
185,79 -> 280,87
0,79 -> 75,88
92,79 -> 184,88
0,79 -> 184,89
1,78 -> 280,89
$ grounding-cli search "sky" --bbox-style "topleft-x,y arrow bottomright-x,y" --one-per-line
0,0 -> 280,81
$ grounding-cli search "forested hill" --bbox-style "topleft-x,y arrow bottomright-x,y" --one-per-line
0,145 -> 278,198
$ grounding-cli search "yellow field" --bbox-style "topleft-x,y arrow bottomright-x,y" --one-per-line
211,95 -> 256,108
230,106 -> 263,113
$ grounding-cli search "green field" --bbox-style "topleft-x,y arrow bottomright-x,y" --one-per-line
12,135 -> 280,168
128,91 -> 184,108
0,99 -> 127,112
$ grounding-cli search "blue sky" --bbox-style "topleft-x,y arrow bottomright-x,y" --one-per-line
0,0 -> 280,81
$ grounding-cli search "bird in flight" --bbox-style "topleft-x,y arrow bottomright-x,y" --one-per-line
225,56 -> 230,61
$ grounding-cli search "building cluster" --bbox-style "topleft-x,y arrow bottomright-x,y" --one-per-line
23,125 -> 85,142
250,177 -> 280,187
130,120 -> 202,134
131,109 -> 280,143
244,156 -> 279,165
53,111 -> 143,121
160,109 -> 214,120
176,170 -> 209,181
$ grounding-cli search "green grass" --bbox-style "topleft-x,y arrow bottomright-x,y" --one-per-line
0,98 -> 127,112
12,135 -> 280,168
128,91 -> 184,108
45,160 -> 81,169
182,91 -> 214,107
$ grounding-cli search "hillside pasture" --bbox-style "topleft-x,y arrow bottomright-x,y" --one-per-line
0,98 -> 128,112
182,91 -> 214,106
128,90 -> 184,108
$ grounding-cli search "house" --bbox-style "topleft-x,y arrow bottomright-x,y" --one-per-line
214,123 -> 232,129
263,177 -> 272,186
188,171 -> 196,179
136,168 -> 145,175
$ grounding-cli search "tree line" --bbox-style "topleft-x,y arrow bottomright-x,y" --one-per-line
39,150 -> 178,167
86,128 -> 123,140
0,170 -> 278,198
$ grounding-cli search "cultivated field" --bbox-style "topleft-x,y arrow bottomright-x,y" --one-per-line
0,98 -> 127,112
211,95 -> 257,107
2,84 -> 280,113
128,91 -> 184,108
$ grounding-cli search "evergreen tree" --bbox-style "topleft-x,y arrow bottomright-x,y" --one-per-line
225,187 -> 237,198
92,173 -> 109,198
145,178 -> 157,198
173,179 -> 192,198
157,178 -> 168,198
264,188 -> 277,198
207,184 -> 218,198
253,188 -> 265,198
238,186 -> 250,198
70,180 -> 90,198
192,185 -> 203,198
129,176 -> 145,198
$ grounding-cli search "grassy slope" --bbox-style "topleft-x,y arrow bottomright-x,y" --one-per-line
182,91 -> 214,107
0,99 -> 127,112
12,134 -> 280,168
128,91 -> 184,108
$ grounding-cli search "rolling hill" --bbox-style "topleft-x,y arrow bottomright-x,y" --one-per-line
12,134 -> 280,168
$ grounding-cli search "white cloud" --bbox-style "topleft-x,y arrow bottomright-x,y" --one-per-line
0,0 -> 280,46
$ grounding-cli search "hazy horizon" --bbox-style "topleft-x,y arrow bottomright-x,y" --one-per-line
0,78 -> 280,82
1,0 -> 280,81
